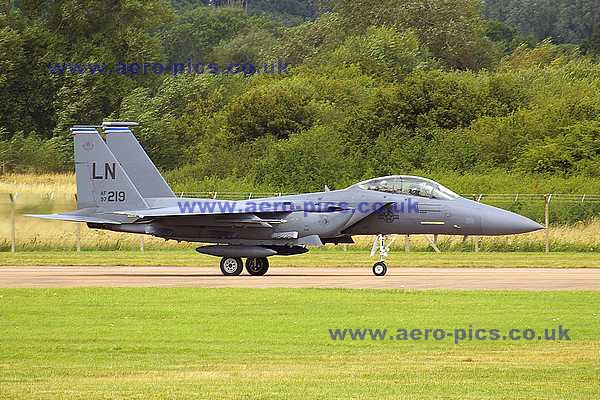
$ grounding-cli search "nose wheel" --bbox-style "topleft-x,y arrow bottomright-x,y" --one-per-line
370,234 -> 395,276
372,261 -> 387,276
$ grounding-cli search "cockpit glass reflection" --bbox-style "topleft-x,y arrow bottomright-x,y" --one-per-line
357,176 -> 459,200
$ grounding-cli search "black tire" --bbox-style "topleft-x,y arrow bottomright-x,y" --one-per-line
372,261 -> 387,276
246,257 -> 269,276
220,257 -> 243,276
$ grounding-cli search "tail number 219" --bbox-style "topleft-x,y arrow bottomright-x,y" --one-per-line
100,191 -> 126,202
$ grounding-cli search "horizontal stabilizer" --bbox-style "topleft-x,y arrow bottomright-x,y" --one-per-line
27,213 -> 123,224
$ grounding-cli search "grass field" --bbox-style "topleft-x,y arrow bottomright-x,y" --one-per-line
1,249 -> 600,268
0,288 -> 598,399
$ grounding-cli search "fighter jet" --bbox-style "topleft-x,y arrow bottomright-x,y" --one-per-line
30,122 -> 544,276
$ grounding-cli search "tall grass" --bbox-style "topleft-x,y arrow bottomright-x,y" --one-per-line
4,171 -> 600,196
0,217 -> 193,251
0,173 -> 76,197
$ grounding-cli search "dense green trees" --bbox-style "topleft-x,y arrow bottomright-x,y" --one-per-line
1,0 -> 600,192
327,0 -> 500,70
483,0 -> 600,45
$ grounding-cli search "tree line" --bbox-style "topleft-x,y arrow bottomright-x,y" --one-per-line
1,0 -> 600,192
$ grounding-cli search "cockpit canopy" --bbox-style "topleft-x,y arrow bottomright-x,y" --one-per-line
355,176 -> 460,200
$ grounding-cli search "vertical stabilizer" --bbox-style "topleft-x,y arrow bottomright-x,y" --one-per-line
104,122 -> 175,198
72,126 -> 148,211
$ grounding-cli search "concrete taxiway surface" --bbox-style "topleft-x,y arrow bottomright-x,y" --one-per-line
0,266 -> 599,290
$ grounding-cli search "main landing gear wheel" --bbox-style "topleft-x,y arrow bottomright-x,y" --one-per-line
246,257 -> 269,276
220,257 -> 243,276
372,261 -> 387,276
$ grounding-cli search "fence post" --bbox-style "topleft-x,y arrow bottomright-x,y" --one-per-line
473,194 -> 483,252
544,194 -> 552,253
404,235 -> 411,252
140,236 -> 145,252
9,193 -> 16,252
75,223 -> 81,252
72,194 -> 80,251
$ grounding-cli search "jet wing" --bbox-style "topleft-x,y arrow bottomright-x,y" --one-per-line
113,199 -> 350,218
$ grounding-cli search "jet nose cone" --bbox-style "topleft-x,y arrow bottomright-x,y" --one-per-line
508,216 -> 545,234
480,206 -> 544,235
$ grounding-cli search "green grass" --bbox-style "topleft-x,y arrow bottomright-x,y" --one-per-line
0,289 -> 598,399
1,249 -> 600,268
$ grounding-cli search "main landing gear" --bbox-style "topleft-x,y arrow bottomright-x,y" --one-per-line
220,257 -> 243,276
219,257 -> 269,276
370,234 -> 396,276
246,257 -> 270,276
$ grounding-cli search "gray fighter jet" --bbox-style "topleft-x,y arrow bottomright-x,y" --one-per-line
31,122 -> 543,276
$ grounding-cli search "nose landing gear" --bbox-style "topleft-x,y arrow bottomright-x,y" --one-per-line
372,261 -> 387,276
370,234 -> 396,276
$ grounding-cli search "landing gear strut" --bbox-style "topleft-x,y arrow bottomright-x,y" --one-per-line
246,257 -> 269,276
370,234 -> 396,276
220,257 -> 243,276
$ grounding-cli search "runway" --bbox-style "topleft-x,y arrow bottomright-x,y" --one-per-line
0,266 -> 599,289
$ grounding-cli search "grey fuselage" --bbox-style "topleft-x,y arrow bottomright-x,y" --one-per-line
93,185 -> 543,248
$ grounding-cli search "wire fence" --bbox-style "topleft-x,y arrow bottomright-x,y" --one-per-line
3,190 -> 600,202
2,191 -> 600,253
175,192 -> 600,202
